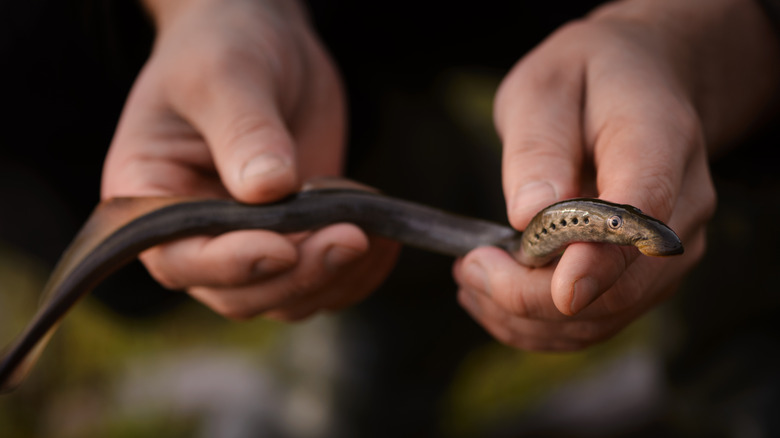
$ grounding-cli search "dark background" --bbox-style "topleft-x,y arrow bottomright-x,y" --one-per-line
1,1 -> 779,437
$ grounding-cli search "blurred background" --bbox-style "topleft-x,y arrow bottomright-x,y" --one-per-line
1,1 -> 779,437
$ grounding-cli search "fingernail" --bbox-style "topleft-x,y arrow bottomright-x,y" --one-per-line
463,261 -> 490,295
241,153 -> 289,182
253,257 -> 293,278
512,181 -> 557,222
570,277 -> 599,314
324,245 -> 363,272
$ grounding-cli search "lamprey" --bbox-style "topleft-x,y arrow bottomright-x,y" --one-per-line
0,188 -> 683,392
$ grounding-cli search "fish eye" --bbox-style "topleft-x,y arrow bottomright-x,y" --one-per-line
608,215 -> 623,229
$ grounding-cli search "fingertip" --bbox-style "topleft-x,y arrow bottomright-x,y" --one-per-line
234,150 -> 299,203
551,243 -> 636,315
508,181 -> 559,229
460,256 -> 490,296
458,246 -> 513,291
459,246 -> 525,311
205,110 -> 300,203
299,223 -> 371,272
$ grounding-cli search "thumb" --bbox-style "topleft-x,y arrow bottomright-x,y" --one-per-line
495,44 -> 586,230
173,64 -> 299,203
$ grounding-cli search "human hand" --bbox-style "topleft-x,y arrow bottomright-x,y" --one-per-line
102,0 -> 399,321
454,0 -> 780,350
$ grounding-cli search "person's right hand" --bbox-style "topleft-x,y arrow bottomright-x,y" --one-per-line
454,0 -> 780,350
102,0 -> 400,321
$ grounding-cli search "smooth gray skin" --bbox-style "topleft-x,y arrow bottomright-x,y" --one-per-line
0,189 -> 682,392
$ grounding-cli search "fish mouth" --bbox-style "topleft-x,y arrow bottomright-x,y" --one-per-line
636,235 -> 684,257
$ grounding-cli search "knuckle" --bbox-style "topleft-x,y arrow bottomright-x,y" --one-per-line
507,294 -> 531,318
643,174 -> 678,220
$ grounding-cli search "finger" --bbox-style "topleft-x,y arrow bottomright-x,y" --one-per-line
456,245 -> 637,320
263,236 -> 400,321
551,243 -> 638,315
102,65 -> 230,199
457,287 -> 627,351
455,246 -> 567,320
279,40 -> 346,180
186,224 -> 370,320
167,51 -> 301,203
585,50 -> 700,217
139,230 -> 298,290
495,32 -> 587,229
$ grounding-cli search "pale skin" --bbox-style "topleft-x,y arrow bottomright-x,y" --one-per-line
102,0 -> 780,348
